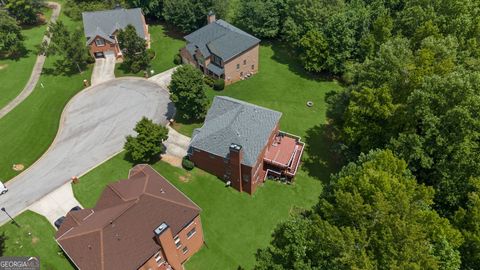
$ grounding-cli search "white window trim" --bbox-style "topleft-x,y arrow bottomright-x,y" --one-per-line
95,38 -> 105,47
187,227 -> 196,239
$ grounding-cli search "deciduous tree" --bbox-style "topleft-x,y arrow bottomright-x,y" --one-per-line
5,0 -> 44,25
0,11 -> 25,57
255,150 -> 463,270
124,117 -> 169,163
117,24 -> 150,73
168,65 -> 209,120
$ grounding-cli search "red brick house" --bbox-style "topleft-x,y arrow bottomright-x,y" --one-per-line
188,96 -> 304,194
55,165 -> 203,270
180,12 -> 261,85
82,7 -> 150,59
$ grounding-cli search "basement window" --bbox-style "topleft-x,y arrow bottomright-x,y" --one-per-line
182,246 -> 189,254
174,236 -> 182,249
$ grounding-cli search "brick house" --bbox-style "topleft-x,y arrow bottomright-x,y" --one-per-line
180,12 -> 261,85
55,165 -> 203,270
188,96 -> 304,194
82,7 -> 150,59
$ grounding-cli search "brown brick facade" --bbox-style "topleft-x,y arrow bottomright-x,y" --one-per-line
190,123 -> 279,195
223,44 -> 259,85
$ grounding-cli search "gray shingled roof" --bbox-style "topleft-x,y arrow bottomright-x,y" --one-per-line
184,19 -> 260,62
82,8 -> 145,44
189,96 -> 282,167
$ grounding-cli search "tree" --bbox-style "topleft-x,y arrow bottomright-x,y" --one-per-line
126,0 -> 163,19
41,21 -> 90,73
168,65 -> 209,120
124,117 -> 169,163
0,11 -> 25,57
235,0 -> 285,39
0,232 -> 5,256
117,24 -> 150,73
255,150 -> 463,270
453,178 -> 480,270
162,0 -> 228,33
5,0 -> 44,25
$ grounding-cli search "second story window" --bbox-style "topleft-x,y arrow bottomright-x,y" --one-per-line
243,59 -> 247,65
187,227 -> 196,239
95,38 -> 105,46
212,54 -> 222,66
236,64 -> 240,70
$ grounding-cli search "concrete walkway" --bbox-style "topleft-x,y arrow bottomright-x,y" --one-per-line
0,2 -> 61,120
0,78 -> 174,225
148,66 -> 178,90
91,53 -> 116,85
162,126 -> 191,167
29,182 -> 82,226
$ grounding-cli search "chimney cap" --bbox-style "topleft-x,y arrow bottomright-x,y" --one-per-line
154,222 -> 169,236
230,143 -> 242,151
208,10 -> 215,16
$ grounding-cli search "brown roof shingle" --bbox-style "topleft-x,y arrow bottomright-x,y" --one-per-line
56,165 -> 200,270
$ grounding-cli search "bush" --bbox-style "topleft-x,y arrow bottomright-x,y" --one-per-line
182,156 -> 194,170
173,53 -> 182,65
213,79 -> 225,90
147,49 -> 156,60
203,76 -> 215,87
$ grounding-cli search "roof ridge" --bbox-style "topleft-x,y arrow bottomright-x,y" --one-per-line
144,192 -> 199,211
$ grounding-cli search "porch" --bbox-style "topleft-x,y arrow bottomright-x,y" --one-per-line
263,131 -> 304,181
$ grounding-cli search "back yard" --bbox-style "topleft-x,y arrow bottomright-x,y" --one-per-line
72,38 -> 343,269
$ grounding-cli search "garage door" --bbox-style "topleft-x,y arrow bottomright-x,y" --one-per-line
94,52 -> 105,58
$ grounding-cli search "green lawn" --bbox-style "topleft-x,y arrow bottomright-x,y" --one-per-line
172,42 -> 343,140
0,211 -> 74,270
0,5 -> 93,181
0,7 -> 52,110
115,23 -> 185,77
73,153 -> 322,269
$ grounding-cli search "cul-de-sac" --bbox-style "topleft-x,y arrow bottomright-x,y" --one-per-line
1,1 -> 479,270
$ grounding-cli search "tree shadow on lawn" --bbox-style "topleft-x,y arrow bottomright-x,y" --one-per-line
302,123 -> 342,184
269,41 -> 341,83
148,20 -> 186,41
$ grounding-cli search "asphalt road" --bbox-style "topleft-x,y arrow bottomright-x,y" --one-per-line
0,78 -> 174,224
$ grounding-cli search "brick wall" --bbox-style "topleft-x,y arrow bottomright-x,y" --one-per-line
223,44 -> 259,85
174,216 -> 204,263
88,36 -> 120,58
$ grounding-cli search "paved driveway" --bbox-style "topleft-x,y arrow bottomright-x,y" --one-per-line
0,78 -> 174,225
91,53 -> 116,85
161,126 -> 191,167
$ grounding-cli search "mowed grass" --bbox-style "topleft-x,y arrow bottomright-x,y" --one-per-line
115,23 -> 185,77
172,42 -> 343,138
0,211 -> 74,270
0,7 -> 52,110
73,153 -> 322,269
0,6 -> 93,181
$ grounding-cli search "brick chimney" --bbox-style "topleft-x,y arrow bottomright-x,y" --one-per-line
207,11 -> 216,24
154,223 -> 182,270
228,143 -> 243,192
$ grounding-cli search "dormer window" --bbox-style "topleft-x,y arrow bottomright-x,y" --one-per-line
95,38 -> 105,46
212,54 -> 222,66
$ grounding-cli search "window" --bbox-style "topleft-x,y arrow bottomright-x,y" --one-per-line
243,59 -> 247,65
154,252 -> 164,265
243,175 -> 250,182
209,154 -> 216,159
212,54 -> 222,66
251,64 -> 255,70
236,64 -> 240,69
240,71 -> 244,77
174,236 -> 181,248
187,227 -> 196,239
182,246 -> 189,254
95,38 -> 105,46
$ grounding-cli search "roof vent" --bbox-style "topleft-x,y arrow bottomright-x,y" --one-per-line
154,222 -> 169,236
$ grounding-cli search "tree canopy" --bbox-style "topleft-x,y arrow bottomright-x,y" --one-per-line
168,65 -> 209,121
41,20 -> 90,74
0,11 -> 25,57
5,0 -> 44,25
255,150 -> 463,270
124,117 -> 169,163
117,24 -> 150,73
162,0 -> 228,33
